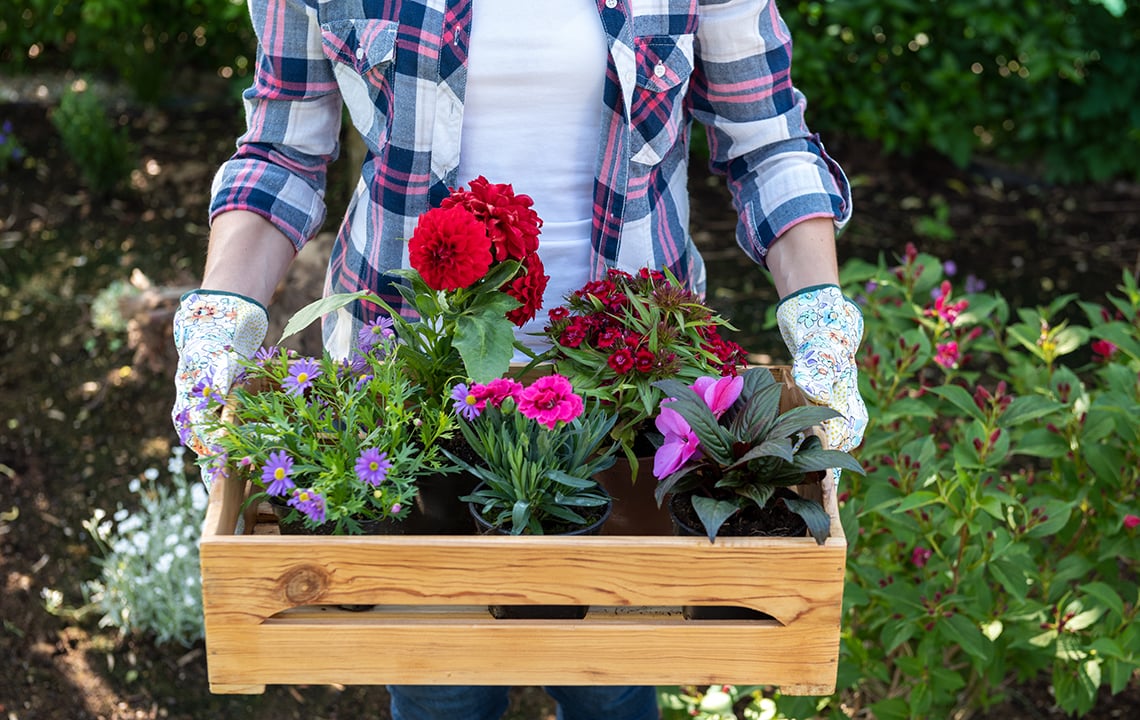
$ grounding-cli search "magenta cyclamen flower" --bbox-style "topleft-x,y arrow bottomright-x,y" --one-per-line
283,357 -> 322,396
691,375 -> 744,418
516,374 -> 584,429
261,450 -> 296,496
653,406 -> 701,479
288,489 -> 327,525
451,383 -> 481,420
355,447 -> 391,487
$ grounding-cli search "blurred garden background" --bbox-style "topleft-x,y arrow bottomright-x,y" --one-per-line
2,0 -> 1139,718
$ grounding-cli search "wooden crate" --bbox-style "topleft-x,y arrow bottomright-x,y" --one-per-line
198,368 -> 847,695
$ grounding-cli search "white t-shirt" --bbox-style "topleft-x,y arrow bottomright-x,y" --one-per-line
455,0 -> 608,353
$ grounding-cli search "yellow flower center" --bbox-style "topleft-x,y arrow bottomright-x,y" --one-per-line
369,461 -> 380,472
274,468 -> 286,480
464,394 -> 477,406
298,491 -> 310,502
296,372 -> 309,383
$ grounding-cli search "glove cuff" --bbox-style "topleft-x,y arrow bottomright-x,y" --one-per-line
174,290 -> 269,358
776,285 -> 863,353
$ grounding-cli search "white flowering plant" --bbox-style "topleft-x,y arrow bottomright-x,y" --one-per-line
76,447 -> 208,647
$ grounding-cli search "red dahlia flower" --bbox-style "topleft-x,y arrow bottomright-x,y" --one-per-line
408,205 -> 493,291
441,175 -> 542,262
504,252 -> 549,327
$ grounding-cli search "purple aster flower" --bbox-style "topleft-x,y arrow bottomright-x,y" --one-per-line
865,280 -> 878,294
942,260 -> 958,277
965,274 -> 987,294
261,450 -> 295,496
191,372 -> 221,411
254,346 -> 279,365
451,383 -> 481,420
357,318 -> 395,353
288,489 -> 327,525
283,357 -> 322,396
354,447 -> 391,487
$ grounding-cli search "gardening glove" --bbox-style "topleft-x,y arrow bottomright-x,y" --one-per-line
171,290 -> 268,463
776,284 -> 868,456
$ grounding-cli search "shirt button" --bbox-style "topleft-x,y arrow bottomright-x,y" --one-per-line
355,47 -> 365,60
654,63 -> 666,78
605,0 -> 617,8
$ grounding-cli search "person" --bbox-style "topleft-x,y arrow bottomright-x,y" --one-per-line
172,1 -> 868,718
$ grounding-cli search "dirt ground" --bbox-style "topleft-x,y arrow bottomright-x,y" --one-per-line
2,74 -> 1139,719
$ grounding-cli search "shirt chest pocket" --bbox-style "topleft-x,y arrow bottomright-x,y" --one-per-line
629,34 -> 694,167
320,19 -> 398,152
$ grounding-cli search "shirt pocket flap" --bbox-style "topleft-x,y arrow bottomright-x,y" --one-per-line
321,18 -> 398,74
634,35 -> 694,92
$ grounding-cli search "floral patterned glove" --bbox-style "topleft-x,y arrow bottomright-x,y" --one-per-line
171,291 -> 268,462
776,284 -> 868,454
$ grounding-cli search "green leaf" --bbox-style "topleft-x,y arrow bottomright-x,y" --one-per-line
1012,428 -> 1070,459
509,499 -> 532,535
1025,499 -> 1073,538
454,313 -> 516,383
277,290 -> 374,343
1081,582 -> 1125,620
999,395 -> 1065,427
890,490 -> 941,514
941,612 -> 990,662
764,405 -> 843,440
784,496 -> 831,544
928,385 -> 986,423
690,495 -> 739,542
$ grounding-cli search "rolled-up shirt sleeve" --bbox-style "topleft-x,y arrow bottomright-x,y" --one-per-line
690,0 -> 852,267
209,0 -> 343,252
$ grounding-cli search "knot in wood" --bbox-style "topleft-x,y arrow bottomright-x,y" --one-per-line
280,564 -> 329,604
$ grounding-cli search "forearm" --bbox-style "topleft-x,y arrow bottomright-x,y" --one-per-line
765,217 -> 840,298
201,210 -> 297,307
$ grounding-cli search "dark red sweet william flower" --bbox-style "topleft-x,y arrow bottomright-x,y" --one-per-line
607,348 -> 635,374
505,253 -> 549,327
633,348 -> 656,374
559,318 -> 590,348
409,205 -> 493,291
442,176 -> 542,262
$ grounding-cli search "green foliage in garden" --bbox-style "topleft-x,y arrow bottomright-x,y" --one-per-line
755,247 -> 1140,718
785,0 -> 1140,182
51,86 -> 136,195
0,0 -> 255,102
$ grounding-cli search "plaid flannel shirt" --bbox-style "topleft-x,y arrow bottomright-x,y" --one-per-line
210,0 -> 852,354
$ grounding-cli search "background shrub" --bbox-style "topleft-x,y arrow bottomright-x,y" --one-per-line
50,84 -> 136,195
0,0 -> 256,102
761,245 -> 1140,718
784,0 -> 1140,182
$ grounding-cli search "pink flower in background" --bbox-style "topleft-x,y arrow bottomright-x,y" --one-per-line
516,374 -> 584,429
1091,339 -> 1118,361
1124,514 -> 1140,530
911,546 -> 933,568
653,406 -> 702,479
934,341 -> 960,368
926,280 -> 969,326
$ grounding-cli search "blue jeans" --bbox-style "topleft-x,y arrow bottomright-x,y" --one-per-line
387,684 -> 659,720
